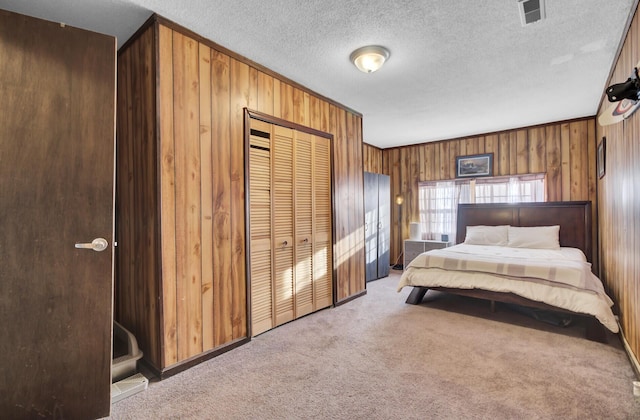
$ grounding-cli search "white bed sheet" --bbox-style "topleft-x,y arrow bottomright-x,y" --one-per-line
398,244 -> 619,333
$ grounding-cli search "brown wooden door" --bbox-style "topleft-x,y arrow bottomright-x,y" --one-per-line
0,11 -> 115,419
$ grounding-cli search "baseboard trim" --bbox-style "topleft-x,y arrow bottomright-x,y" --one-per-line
334,289 -> 367,306
140,337 -> 251,380
618,321 -> 640,380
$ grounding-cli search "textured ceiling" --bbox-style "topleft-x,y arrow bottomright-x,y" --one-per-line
0,0 -> 635,148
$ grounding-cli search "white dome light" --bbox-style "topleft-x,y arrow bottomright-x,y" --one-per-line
350,45 -> 390,73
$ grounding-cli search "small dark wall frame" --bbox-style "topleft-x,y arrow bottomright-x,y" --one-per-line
456,153 -> 493,178
598,137 -> 606,179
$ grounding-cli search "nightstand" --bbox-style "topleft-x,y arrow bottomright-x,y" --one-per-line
404,239 -> 451,268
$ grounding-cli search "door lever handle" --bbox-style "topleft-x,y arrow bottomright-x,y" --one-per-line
75,238 -> 109,252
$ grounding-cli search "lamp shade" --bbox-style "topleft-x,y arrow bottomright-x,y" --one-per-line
350,45 -> 390,73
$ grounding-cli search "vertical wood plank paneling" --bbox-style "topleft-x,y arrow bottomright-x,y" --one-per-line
304,93 -> 311,127
448,140 -> 459,179
516,130 -> 529,174
292,87 -> 304,124
273,78 -> 282,119
386,118 -> 597,264
545,124 -> 561,201
587,119 -> 598,273
141,28 -> 160,367
345,112 -> 357,296
309,94 -> 321,131
596,2 -> 640,369
458,138 -> 467,160
418,146 -> 426,180
117,39 -> 132,323
587,120 -> 597,204
439,142 -> 450,180
229,58 -> 248,340
498,133 -> 510,176
508,132 -> 518,174
485,134 -> 498,172
560,123 -> 572,201
399,147 -> 409,245
423,143 -> 434,180
117,18 -> 366,372
116,25 -> 163,368
353,114 -> 365,294
320,100 -> 330,133
334,107 -> 352,301
119,33 -> 136,352
198,42 -> 214,351
569,121 -> 587,200
433,147 -> 440,179
389,148 -> 401,264
363,143 -> 383,173
172,32 -> 203,359
249,67 -> 258,110
281,82 -> 294,122
257,72 -> 274,115
157,24 -> 178,368
211,49 -> 232,348
409,145 -> 420,224
528,127 -> 546,174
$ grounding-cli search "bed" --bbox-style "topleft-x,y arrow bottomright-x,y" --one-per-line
398,201 -> 618,342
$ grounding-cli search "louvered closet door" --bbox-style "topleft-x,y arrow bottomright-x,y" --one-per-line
273,125 -> 295,326
249,120 -> 274,336
312,134 -> 333,309
294,131 -> 314,317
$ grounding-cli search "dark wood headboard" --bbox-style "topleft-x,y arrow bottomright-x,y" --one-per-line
456,201 -> 592,263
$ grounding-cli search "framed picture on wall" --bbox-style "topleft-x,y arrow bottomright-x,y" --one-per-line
598,137 -> 606,178
455,153 -> 493,178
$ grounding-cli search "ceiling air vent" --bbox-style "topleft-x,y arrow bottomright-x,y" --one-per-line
517,0 -> 546,26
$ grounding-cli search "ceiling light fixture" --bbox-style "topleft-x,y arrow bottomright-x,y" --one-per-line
350,45 -> 390,73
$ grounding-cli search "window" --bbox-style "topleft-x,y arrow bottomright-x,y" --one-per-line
418,173 -> 545,242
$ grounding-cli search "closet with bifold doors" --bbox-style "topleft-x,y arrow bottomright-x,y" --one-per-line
248,115 -> 333,337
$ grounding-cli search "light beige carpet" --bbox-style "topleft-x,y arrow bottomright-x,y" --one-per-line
108,272 -> 640,419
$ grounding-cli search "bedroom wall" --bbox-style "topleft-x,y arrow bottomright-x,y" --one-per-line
116,15 -> 365,374
380,118 -> 598,271
596,3 -> 640,372
363,143 -> 384,173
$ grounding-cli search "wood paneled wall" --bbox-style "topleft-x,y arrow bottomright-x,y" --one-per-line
116,16 -> 365,374
381,119 -> 598,268
116,23 -> 158,365
596,3 -> 640,373
363,143 -> 384,173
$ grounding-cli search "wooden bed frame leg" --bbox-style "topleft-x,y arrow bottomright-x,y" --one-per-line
585,317 -> 608,343
406,287 -> 428,304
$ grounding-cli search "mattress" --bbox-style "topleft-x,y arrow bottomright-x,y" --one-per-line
398,244 -> 619,333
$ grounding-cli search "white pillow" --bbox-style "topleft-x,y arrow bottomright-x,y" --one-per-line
464,225 -> 509,246
507,225 -> 560,249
